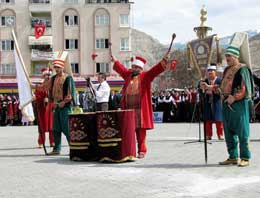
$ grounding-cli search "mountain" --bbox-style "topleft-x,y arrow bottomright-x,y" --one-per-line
131,29 -> 197,89
220,30 -> 260,48
172,30 -> 260,50
131,28 -> 260,89
131,29 -> 168,67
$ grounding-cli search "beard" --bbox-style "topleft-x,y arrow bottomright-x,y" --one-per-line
131,70 -> 140,77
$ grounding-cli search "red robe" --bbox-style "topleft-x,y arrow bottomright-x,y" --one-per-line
12,100 -> 19,120
7,100 -> 14,119
35,88 -> 54,145
113,61 -> 166,130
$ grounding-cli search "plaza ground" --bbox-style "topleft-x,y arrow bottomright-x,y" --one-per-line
0,123 -> 260,198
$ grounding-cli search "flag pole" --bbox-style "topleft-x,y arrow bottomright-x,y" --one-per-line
11,29 -> 31,86
11,29 -> 48,155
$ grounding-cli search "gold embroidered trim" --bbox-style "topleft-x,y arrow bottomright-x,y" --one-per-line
70,146 -> 88,150
98,143 -> 118,147
220,65 -> 242,94
70,142 -> 90,146
97,138 -> 122,143
99,156 -> 137,163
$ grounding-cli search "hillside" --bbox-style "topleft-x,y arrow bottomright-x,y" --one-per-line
132,29 -> 260,89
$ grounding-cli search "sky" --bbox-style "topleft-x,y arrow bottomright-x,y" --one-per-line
131,0 -> 260,44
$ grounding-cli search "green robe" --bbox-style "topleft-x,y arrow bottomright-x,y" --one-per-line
222,66 -> 254,160
51,75 -> 76,151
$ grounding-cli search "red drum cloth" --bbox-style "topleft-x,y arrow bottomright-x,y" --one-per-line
69,112 -> 98,161
96,110 -> 136,162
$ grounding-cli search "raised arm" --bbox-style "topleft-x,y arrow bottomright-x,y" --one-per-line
145,58 -> 168,82
111,56 -> 129,79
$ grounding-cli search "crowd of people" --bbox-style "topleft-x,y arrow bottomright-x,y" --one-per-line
1,84 -> 260,127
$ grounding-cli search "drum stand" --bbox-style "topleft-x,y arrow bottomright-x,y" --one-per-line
184,92 -> 210,163
184,100 -> 205,144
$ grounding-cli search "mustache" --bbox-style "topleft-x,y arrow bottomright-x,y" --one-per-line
131,70 -> 140,77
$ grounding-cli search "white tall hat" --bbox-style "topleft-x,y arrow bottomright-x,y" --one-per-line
52,51 -> 72,75
225,32 -> 251,67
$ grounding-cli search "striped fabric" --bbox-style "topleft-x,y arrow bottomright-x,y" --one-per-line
225,45 -> 240,58
52,59 -> 65,68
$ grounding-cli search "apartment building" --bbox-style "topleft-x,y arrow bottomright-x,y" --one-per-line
0,0 -> 132,92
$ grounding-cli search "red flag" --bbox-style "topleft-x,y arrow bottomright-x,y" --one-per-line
34,25 -> 45,39
91,53 -> 98,60
170,59 -> 178,71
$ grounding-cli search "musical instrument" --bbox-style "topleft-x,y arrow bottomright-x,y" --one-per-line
97,110 -> 136,162
69,112 -> 98,161
69,110 -> 136,162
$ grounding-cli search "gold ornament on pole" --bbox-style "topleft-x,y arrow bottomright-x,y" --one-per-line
187,5 -> 222,80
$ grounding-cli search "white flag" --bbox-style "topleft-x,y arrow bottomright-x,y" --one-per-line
12,30 -> 35,122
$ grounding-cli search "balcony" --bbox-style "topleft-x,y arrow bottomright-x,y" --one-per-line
29,0 -> 51,13
28,35 -> 53,46
85,0 -> 131,3
31,49 -> 54,61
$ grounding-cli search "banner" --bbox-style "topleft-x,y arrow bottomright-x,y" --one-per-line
31,49 -> 54,61
187,35 -> 215,79
12,30 -> 35,122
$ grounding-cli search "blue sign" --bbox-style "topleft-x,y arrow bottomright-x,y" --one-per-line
153,112 -> 163,123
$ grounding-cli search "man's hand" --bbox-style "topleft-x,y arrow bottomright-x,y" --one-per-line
200,81 -> 209,90
59,101 -> 65,108
225,95 -> 236,105
111,56 -> 116,62
163,53 -> 170,62
30,82 -> 36,89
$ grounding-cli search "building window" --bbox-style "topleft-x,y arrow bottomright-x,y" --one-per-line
120,38 -> 129,51
122,60 -> 131,68
71,63 -> 79,73
34,63 -> 46,75
1,16 -> 15,27
0,64 -> 15,75
96,38 -> 109,49
95,14 -> 109,25
1,40 -> 14,51
31,18 -> 51,28
96,62 -> 109,73
30,0 -> 50,3
65,39 -> 78,50
64,0 -> 78,4
64,15 -> 78,26
0,0 -> 15,3
120,14 -> 129,27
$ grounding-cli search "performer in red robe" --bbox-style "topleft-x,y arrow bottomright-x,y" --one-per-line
35,68 -> 54,148
12,95 -> 20,125
6,95 -> 14,126
112,55 -> 171,158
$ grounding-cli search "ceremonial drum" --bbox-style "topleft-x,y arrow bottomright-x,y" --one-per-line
96,110 -> 136,162
69,110 -> 136,162
69,112 -> 98,161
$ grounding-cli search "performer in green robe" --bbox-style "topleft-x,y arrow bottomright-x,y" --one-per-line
32,51 -> 76,155
219,32 -> 254,167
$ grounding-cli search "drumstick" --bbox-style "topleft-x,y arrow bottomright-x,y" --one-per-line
109,41 -> 113,58
166,33 -> 176,54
